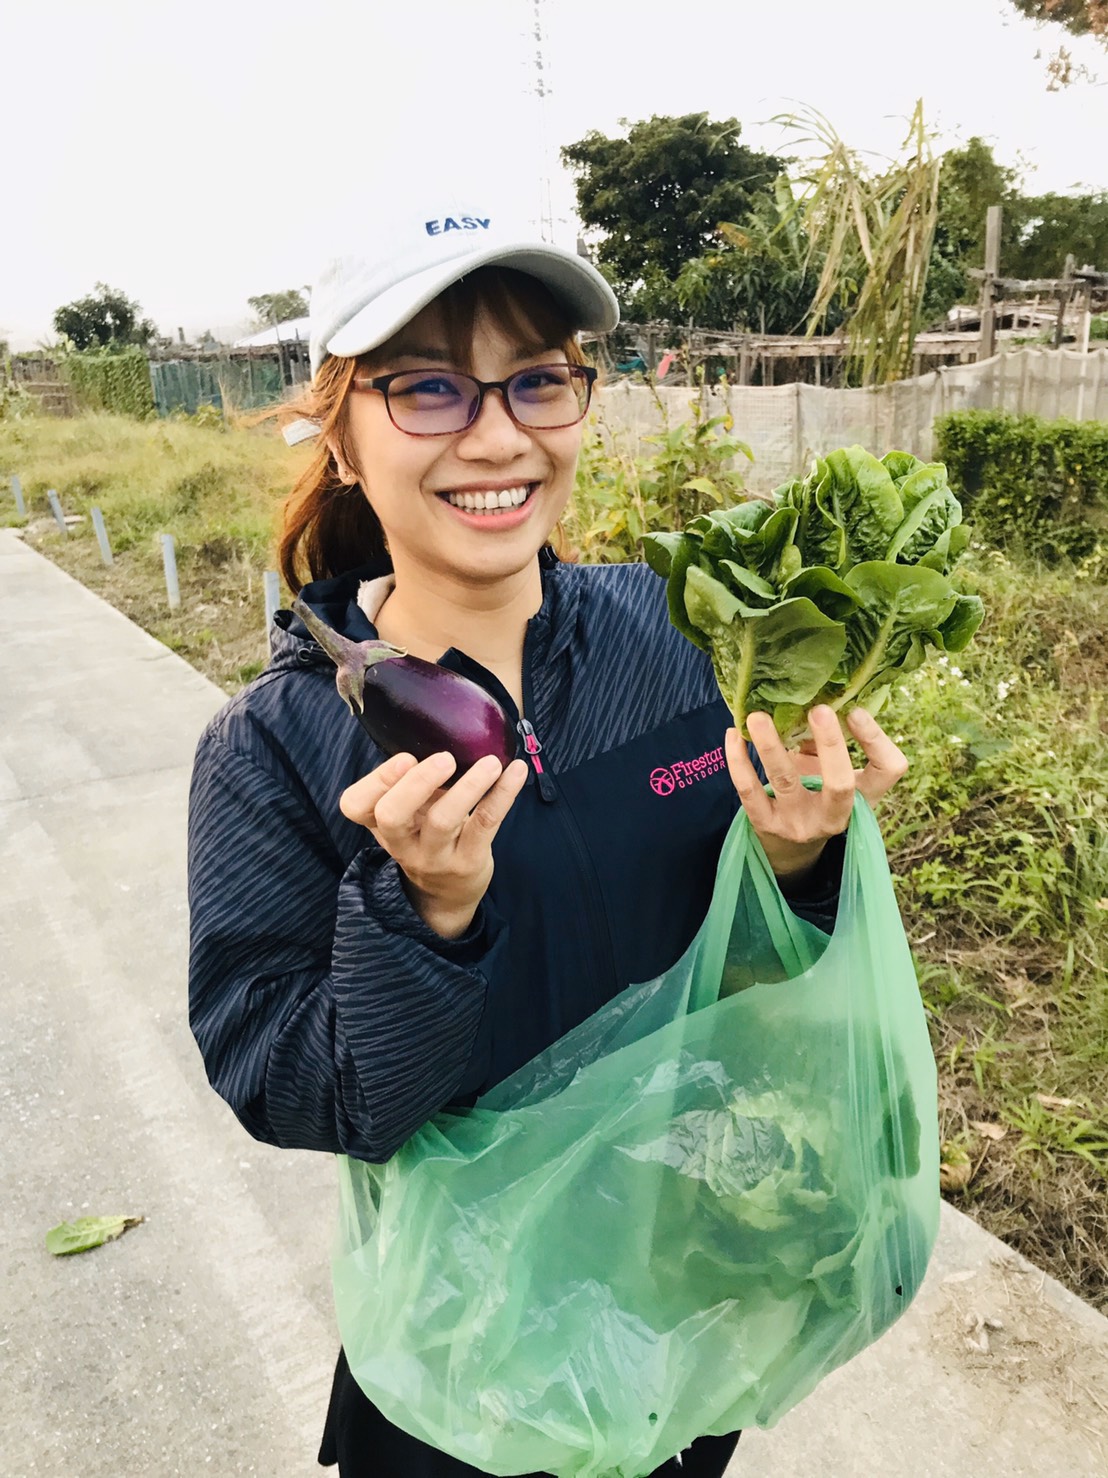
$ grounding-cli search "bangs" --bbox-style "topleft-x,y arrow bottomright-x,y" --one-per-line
360,266 -> 584,373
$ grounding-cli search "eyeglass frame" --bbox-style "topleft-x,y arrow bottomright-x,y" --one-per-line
349,363 -> 598,437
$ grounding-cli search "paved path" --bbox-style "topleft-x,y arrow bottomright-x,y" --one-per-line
2,529 -> 1106,1477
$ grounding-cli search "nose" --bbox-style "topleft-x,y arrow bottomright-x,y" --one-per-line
455,386 -> 533,461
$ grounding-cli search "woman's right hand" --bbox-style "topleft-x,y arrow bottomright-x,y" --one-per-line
340,751 -> 529,940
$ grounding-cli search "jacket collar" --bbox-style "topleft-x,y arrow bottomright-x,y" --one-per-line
269,545 -> 578,673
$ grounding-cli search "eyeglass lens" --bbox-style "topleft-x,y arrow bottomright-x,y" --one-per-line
385,366 -> 589,434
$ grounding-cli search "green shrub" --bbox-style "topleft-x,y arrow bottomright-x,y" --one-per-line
65,349 -> 156,420
934,410 -> 1108,562
568,389 -> 752,561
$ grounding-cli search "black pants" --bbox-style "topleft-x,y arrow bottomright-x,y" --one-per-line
319,1349 -> 740,1478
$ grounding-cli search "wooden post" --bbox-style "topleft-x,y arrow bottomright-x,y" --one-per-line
793,382 -> 803,478
1076,283 -> 1094,420
978,205 -> 1003,362
738,338 -> 752,386
1054,254 -> 1076,350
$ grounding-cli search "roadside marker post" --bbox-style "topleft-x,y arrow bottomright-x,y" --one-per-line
11,475 -> 26,517
91,507 -> 114,566
263,570 -> 280,633
160,533 -> 181,610
47,489 -> 68,535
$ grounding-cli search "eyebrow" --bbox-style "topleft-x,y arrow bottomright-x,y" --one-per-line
389,343 -> 561,365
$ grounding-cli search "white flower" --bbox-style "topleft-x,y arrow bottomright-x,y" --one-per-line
899,686 -> 911,698
948,734 -> 964,745
937,656 -> 949,668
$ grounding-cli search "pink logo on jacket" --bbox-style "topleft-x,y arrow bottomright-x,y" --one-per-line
649,745 -> 726,796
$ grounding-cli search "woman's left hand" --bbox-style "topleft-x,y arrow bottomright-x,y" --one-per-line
725,704 -> 908,887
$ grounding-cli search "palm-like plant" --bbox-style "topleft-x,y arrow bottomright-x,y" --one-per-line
777,102 -> 941,385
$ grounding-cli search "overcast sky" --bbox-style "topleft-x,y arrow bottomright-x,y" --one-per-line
4,0 -> 1106,349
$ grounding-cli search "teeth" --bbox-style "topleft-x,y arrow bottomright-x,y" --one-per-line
444,485 -> 531,512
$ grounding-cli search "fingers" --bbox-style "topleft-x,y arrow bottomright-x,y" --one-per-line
420,755 -> 518,841
745,711 -> 802,799
341,751 -> 527,852
725,727 -> 774,829
847,707 -> 909,803
348,751 -> 458,837
339,751 -> 419,827
461,758 -> 529,840
805,706 -> 857,828
745,707 -> 852,837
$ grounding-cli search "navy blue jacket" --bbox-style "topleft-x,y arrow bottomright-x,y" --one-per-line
187,552 -> 843,1163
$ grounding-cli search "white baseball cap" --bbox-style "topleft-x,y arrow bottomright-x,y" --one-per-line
308,195 -> 619,377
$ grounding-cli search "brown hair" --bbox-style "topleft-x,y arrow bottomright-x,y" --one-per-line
277,266 -> 587,593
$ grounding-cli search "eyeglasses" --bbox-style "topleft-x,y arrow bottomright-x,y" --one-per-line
350,363 -> 597,437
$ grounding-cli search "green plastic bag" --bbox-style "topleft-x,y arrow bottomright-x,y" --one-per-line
332,793 -> 939,1478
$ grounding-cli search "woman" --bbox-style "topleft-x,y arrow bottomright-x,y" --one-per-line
187,196 -> 908,1478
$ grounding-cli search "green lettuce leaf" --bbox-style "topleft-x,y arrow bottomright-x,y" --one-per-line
838,563 -> 960,699
821,448 -> 906,566
46,1215 -> 144,1256
649,445 -> 983,744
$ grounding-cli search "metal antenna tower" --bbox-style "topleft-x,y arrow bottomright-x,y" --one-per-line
529,0 -> 555,241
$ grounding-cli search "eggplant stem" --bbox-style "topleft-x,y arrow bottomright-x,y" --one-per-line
290,596 -> 406,717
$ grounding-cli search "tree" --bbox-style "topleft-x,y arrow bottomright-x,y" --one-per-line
561,114 -> 784,318
924,138 -> 1022,320
781,103 -> 942,384
1008,0 -> 1108,38
671,181 -> 846,335
53,283 -> 156,352
248,288 -> 309,326
1007,1 -> 1106,86
1008,191 -> 1108,275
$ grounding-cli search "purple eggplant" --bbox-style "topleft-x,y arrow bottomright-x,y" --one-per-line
292,597 -> 517,781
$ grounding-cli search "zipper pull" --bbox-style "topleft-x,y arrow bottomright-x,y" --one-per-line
517,718 -> 557,802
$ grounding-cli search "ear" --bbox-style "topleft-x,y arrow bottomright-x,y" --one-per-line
325,437 -> 358,486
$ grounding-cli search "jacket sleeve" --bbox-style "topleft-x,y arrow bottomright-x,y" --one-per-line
187,729 -> 506,1162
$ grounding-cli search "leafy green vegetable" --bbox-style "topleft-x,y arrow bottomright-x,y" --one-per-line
643,444 -> 985,743
45,1215 -> 144,1256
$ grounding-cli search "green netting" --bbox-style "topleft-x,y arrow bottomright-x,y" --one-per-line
150,357 -> 289,416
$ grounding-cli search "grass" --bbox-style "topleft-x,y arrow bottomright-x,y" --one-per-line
0,410 -> 310,691
3,410 -> 1106,1313
876,548 -> 1108,1311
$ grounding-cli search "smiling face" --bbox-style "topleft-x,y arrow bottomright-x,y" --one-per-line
339,271 -> 586,593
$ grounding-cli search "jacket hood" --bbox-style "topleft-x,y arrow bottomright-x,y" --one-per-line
267,546 -> 568,675
268,557 -> 392,673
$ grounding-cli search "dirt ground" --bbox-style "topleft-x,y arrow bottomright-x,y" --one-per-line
931,1253 -> 1108,1464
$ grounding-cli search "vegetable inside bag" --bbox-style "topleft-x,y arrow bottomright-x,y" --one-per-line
332,792 -> 940,1478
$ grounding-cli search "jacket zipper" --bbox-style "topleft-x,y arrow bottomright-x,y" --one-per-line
516,717 -> 557,802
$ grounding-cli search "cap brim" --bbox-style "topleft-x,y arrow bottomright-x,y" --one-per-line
324,241 -> 619,364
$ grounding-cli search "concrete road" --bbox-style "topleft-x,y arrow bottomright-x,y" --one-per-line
2,529 -> 1106,1478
